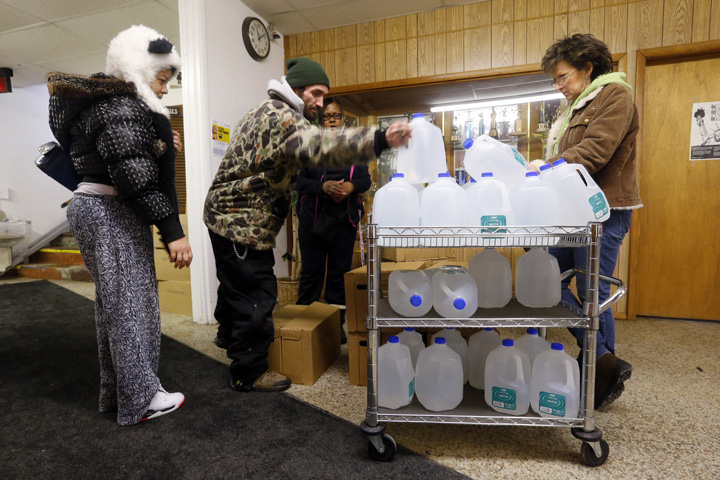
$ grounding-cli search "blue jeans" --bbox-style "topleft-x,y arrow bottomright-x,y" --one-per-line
549,210 -> 633,359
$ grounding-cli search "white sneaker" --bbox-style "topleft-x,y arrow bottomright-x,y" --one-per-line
142,385 -> 185,421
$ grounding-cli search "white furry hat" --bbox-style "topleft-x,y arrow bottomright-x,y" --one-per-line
105,25 -> 181,117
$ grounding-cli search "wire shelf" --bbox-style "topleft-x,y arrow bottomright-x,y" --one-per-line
378,385 -> 584,427
372,225 -> 591,248
374,299 -> 589,329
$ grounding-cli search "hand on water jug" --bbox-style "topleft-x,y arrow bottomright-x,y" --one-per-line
385,121 -> 413,148
528,159 -> 545,172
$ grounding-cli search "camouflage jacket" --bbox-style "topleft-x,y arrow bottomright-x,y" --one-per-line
204,96 -> 379,250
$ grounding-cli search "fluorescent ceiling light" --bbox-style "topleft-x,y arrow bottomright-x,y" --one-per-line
431,92 -> 565,113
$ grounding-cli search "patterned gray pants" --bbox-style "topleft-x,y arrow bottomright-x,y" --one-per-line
67,193 -> 160,426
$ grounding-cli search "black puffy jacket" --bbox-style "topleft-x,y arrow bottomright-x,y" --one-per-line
47,72 -> 184,245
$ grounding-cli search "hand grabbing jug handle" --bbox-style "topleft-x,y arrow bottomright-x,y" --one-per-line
386,121 -> 412,148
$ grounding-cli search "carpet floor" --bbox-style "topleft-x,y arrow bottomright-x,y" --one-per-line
0,280 -> 469,480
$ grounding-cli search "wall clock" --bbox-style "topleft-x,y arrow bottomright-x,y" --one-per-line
242,17 -> 270,61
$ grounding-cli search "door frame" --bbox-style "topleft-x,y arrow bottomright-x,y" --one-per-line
628,40 -> 720,320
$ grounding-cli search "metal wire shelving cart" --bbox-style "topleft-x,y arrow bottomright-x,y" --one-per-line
360,223 -> 626,466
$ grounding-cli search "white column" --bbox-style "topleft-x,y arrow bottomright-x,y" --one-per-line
179,0 -> 216,324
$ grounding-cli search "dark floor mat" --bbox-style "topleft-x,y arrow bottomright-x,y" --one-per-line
0,280 -> 469,480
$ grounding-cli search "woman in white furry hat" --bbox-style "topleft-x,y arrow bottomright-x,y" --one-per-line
47,25 -> 191,426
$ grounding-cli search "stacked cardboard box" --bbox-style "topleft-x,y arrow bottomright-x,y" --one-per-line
156,214 -> 192,316
268,302 -> 341,385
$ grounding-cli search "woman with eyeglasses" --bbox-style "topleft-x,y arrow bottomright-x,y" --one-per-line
294,98 -> 371,343
538,33 -> 642,411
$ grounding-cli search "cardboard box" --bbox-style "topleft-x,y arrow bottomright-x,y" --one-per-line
382,247 -> 447,262
269,302 -> 341,386
344,261 -> 427,333
158,280 -> 192,316
154,249 -> 191,282
347,329 -> 403,386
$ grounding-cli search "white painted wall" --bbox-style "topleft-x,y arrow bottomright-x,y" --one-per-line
180,0 -> 286,323
0,84 -> 69,250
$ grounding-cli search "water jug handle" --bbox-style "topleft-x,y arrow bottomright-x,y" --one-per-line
566,362 -> 574,386
516,355 -> 526,383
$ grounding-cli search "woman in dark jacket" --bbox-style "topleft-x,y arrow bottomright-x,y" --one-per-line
540,33 -> 642,411
47,25 -> 191,426
295,98 -> 371,332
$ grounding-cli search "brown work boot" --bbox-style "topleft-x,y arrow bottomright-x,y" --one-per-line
231,371 -> 291,392
594,352 -> 633,409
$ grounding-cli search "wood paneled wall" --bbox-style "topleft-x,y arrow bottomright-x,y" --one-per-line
284,0 -> 720,92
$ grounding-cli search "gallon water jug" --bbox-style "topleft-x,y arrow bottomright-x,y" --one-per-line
515,247 -> 562,308
389,270 -> 433,317
431,328 -> 469,384
510,172 -> 561,226
378,336 -> 416,409
432,269 -> 478,318
462,135 -> 529,191
514,327 -> 551,368
530,343 -> 580,418
396,113 -> 447,184
542,158 -> 611,225
420,173 -> 469,227
468,328 -> 502,389
463,177 -> 477,190
396,327 -> 425,369
466,172 -> 515,228
468,248 -> 512,308
484,339 -> 531,415
415,337 -> 464,411
372,173 -> 420,227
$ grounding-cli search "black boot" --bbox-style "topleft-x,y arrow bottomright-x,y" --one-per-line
594,352 -> 633,409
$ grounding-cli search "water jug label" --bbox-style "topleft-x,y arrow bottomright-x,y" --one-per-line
538,391 -> 566,417
408,377 -> 415,399
511,148 -> 529,168
491,387 -> 517,410
588,193 -> 609,219
480,215 -> 507,234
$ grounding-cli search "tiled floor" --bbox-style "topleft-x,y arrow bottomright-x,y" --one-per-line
5,277 -> 720,479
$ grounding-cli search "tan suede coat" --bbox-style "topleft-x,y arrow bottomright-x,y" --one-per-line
548,83 -> 642,209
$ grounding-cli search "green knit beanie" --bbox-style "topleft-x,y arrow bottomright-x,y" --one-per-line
285,57 -> 330,89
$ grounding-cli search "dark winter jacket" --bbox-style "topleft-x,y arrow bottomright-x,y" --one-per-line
47,72 -> 184,245
295,165 -> 371,228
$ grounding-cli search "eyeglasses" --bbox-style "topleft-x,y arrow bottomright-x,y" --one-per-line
551,68 -> 577,88
322,113 -> 343,120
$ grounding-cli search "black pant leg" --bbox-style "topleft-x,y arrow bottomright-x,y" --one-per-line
296,216 -> 328,305
209,231 -> 277,384
323,222 -> 357,306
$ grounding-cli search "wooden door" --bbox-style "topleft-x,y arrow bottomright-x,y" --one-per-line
631,55 -> 720,321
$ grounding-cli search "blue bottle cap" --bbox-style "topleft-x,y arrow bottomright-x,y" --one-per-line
551,342 -> 564,351
445,327 -> 455,330
392,172 -> 405,179
453,298 -> 466,310
481,172 -> 493,177
410,294 -> 422,307
470,177 -> 477,183
435,337 -> 446,345
404,327 -> 415,332
503,339 -> 514,347
388,336 -> 399,343
526,171 -> 539,177
552,158 -> 567,166
412,113 -> 425,118
539,164 -> 552,172
438,172 -> 450,178
483,327 -> 494,331
527,327 -> 538,335
463,138 -> 474,150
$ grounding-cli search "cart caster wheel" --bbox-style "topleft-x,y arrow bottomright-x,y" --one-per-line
581,439 -> 609,467
368,433 -> 396,462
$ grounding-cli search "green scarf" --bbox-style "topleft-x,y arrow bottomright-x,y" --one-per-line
550,72 -> 633,157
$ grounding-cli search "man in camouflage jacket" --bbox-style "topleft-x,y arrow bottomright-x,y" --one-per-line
204,58 -> 411,392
